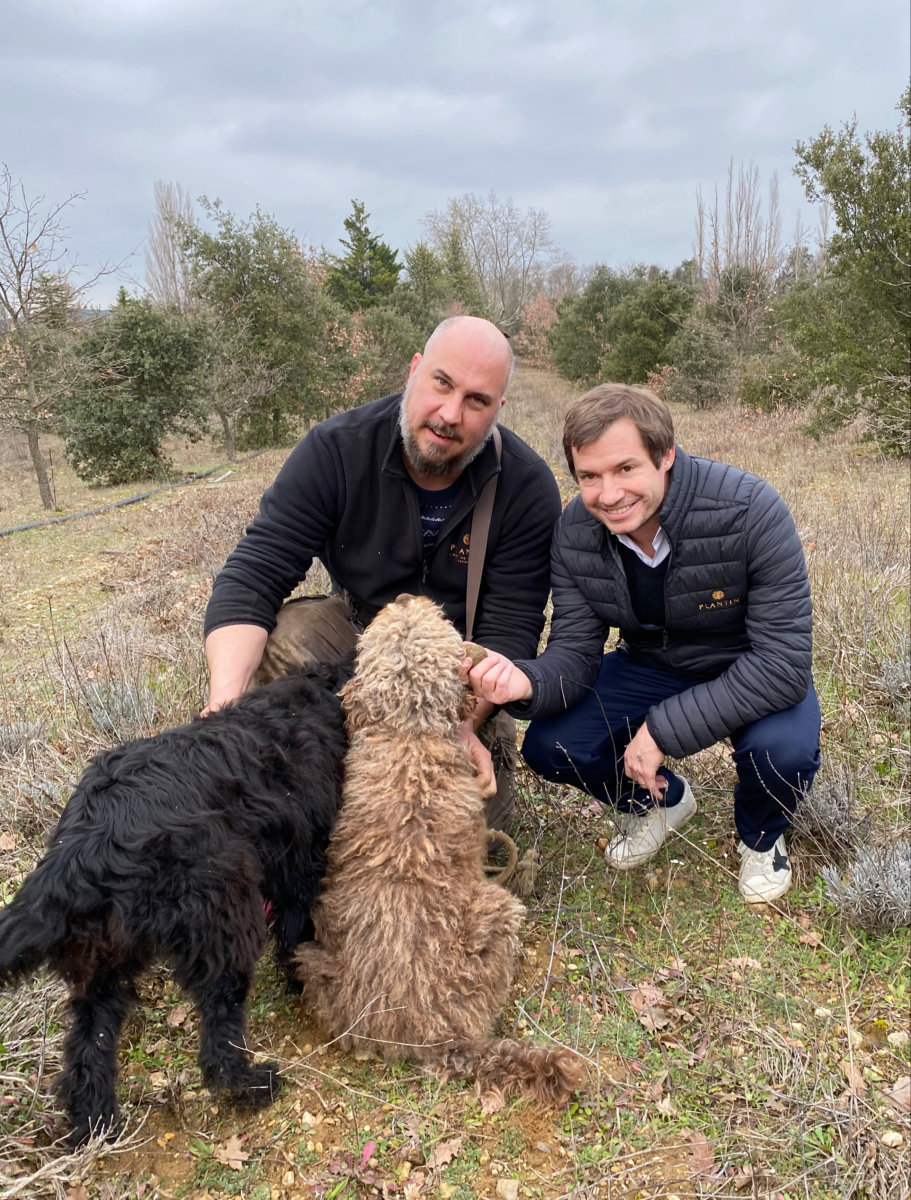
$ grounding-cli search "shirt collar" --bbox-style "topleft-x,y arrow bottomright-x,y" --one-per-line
616,525 -> 670,568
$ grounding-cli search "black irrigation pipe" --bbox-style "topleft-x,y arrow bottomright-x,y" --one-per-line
0,446 -> 284,540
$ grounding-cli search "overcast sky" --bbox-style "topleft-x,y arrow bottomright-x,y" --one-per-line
2,0 -> 908,308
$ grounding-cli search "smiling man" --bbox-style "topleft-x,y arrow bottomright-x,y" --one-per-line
468,383 -> 821,903
203,316 -> 561,832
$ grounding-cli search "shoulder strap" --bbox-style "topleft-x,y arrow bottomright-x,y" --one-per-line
465,426 -> 502,642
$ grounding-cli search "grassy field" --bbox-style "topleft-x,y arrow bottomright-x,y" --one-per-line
0,368 -> 908,1200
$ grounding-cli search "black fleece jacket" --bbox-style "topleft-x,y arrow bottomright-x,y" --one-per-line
510,447 -> 813,759
204,393 -> 561,660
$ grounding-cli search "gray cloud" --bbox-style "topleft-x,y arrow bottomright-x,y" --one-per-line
1,0 -> 907,305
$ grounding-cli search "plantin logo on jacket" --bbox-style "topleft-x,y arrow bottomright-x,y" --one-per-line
699,588 -> 742,611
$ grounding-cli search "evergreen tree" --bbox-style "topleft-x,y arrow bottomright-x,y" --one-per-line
184,199 -> 355,443
789,86 -> 911,453
390,242 -> 452,339
599,269 -> 694,382
62,290 -> 207,485
548,267 -> 638,382
436,226 -> 487,316
325,200 -> 402,312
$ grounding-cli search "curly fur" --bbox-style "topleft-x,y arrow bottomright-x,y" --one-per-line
0,666 -> 348,1145
295,596 -> 583,1106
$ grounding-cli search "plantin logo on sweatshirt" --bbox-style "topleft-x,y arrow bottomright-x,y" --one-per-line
450,533 -> 471,566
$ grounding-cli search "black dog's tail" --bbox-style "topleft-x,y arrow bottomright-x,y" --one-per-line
0,852 -> 81,985
435,1038 -> 585,1107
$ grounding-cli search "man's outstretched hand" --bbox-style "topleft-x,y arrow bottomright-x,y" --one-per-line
465,649 -> 533,707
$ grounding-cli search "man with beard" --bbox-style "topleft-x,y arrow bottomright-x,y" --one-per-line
203,316 -> 561,831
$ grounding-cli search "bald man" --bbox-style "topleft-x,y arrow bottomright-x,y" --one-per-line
203,316 -> 561,831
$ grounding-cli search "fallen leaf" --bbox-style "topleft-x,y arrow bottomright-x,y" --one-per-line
630,997 -> 670,1030
686,1131 -> 715,1176
881,1076 -> 911,1113
214,1133 -> 250,1170
65,1189 -> 89,1200
479,1090 -> 506,1114
688,1033 -> 710,1065
359,1140 -> 377,1170
621,980 -> 671,1030
166,1004 -> 190,1029
727,957 -> 762,970
0,831 -> 17,851
628,983 -> 665,1009
798,931 -> 823,947
657,1095 -> 677,1117
839,1059 -> 869,1097
426,1135 -> 463,1169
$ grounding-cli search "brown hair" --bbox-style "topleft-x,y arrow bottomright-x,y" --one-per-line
562,383 -> 675,476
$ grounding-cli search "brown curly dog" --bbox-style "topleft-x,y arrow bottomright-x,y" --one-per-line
294,595 -> 583,1106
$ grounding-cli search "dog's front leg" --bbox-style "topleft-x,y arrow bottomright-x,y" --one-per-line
193,968 -> 281,1108
56,969 -> 134,1146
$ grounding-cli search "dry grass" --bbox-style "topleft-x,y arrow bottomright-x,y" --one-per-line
0,368 -> 908,1199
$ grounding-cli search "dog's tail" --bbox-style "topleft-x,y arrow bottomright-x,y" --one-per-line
0,858 -> 73,985
436,1038 -> 584,1107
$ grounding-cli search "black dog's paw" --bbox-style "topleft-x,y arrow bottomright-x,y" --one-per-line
276,957 -> 305,994
66,1110 -> 120,1149
239,1061 -> 282,1108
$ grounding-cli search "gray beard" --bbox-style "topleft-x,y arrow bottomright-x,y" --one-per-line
398,393 -> 495,478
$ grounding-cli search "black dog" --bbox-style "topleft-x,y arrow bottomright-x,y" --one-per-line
0,665 -> 347,1145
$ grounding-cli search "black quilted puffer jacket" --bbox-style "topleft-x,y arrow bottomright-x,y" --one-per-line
511,447 -> 813,759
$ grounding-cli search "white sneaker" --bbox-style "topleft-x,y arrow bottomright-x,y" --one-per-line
738,835 -> 792,903
604,779 -> 697,871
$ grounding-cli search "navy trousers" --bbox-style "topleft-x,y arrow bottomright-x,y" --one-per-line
521,650 -> 821,852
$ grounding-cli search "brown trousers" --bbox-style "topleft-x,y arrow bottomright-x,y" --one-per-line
255,595 -> 517,833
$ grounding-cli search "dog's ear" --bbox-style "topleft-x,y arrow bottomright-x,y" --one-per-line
340,678 -> 369,734
458,688 -> 477,723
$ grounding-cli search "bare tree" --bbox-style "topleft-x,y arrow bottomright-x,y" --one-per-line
692,161 -> 785,352
0,165 -> 114,508
145,180 -> 195,311
422,191 -> 558,333
544,253 -> 592,304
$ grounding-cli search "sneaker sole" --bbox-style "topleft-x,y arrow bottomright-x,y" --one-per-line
606,791 -> 698,871
740,875 -> 793,904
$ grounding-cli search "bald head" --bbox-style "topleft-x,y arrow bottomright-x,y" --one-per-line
423,316 -> 514,395
399,315 -> 511,486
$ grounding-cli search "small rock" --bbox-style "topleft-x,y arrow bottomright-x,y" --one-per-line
496,1180 -> 519,1200
399,1138 -> 425,1166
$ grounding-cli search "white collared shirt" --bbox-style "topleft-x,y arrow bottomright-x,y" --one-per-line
616,526 -> 670,568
